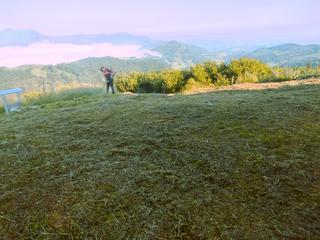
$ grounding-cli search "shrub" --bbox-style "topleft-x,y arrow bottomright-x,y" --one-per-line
190,64 -> 212,85
229,58 -> 272,83
203,62 -> 219,83
162,70 -> 185,93
215,74 -> 230,86
182,78 -> 205,92
137,73 -> 165,93
218,63 -> 235,81
114,59 -> 320,93
115,73 -> 139,92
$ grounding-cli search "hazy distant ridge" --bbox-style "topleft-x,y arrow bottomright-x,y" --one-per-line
0,29 -> 155,47
0,29 -> 320,67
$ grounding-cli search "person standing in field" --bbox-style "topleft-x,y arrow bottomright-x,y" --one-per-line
100,67 -> 115,94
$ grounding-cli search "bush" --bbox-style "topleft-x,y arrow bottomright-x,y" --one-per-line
203,62 -> 219,83
229,58 -> 272,83
115,73 -> 139,92
137,73 -> 165,93
162,70 -> 185,93
190,64 -> 212,85
114,59 -> 320,93
182,78 -> 206,92
218,63 -> 236,81
216,74 -> 230,86
117,70 -> 185,93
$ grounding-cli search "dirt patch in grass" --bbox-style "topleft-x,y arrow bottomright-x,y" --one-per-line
184,78 -> 320,95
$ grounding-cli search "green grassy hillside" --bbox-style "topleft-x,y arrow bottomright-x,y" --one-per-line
0,84 -> 320,239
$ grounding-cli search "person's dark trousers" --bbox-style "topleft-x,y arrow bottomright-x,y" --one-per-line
106,81 -> 115,94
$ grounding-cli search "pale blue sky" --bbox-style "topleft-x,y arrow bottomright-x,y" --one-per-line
0,0 -> 319,43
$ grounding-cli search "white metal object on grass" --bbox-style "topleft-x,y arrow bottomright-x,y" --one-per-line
0,87 -> 24,113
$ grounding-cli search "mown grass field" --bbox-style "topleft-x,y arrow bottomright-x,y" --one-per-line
0,84 -> 320,239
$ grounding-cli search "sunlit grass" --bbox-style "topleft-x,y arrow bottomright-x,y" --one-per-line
23,88 -> 105,106
0,84 -> 319,239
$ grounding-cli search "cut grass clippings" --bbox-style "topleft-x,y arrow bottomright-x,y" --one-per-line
0,84 -> 320,239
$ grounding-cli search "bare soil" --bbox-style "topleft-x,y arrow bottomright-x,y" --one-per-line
184,78 -> 320,95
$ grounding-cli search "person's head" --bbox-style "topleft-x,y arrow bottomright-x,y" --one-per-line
100,66 -> 105,72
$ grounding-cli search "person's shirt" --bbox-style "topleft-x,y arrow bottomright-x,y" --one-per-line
103,69 -> 113,78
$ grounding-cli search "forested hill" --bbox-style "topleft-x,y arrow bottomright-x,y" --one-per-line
221,44 -> 320,67
0,57 -> 170,92
152,41 -> 214,68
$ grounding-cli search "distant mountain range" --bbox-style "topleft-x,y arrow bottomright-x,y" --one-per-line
152,41 -> 214,68
0,29 -> 320,68
0,29 -> 155,47
242,44 -> 320,67
0,29 -> 44,47
209,45 -> 320,67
